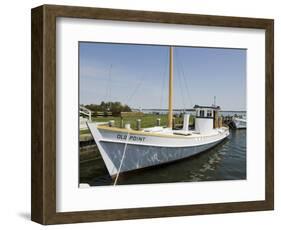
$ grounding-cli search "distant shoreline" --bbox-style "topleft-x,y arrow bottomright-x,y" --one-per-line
134,108 -> 246,113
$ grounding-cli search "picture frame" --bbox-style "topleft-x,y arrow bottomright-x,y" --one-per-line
31,4 -> 274,225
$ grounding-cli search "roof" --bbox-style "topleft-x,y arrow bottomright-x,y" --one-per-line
193,104 -> 221,110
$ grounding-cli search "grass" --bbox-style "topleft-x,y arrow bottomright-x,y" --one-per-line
80,129 -> 91,135
80,114 -> 195,135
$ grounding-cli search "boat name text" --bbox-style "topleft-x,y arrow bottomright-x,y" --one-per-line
117,134 -> 145,142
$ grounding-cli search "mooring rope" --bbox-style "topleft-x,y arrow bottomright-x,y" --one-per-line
113,132 -> 130,186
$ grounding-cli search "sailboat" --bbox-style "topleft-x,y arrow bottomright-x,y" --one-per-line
87,47 -> 229,178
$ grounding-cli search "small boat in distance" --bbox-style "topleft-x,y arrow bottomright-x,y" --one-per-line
87,46 -> 230,178
232,117 -> 247,129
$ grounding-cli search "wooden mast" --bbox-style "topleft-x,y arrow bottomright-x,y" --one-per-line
168,46 -> 173,128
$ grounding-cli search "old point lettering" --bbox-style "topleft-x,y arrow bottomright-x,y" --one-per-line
117,134 -> 145,142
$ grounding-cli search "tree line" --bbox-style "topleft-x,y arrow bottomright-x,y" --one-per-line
83,101 -> 132,116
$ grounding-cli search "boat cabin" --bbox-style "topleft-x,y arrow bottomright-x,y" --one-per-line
194,105 -> 221,134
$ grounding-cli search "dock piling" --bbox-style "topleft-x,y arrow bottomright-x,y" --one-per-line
156,118 -> 161,126
136,119 -> 141,130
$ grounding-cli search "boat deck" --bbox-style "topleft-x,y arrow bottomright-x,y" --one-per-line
97,124 -> 228,139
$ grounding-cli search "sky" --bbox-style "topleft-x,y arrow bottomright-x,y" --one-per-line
79,42 -> 246,111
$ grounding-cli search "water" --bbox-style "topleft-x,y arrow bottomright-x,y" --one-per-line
79,129 -> 246,186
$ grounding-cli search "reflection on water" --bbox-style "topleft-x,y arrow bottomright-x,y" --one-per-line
79,129 -> 246,186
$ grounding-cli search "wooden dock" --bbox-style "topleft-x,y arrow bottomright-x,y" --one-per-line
222,116 -> 237,129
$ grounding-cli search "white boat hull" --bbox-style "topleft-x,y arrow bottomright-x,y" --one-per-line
87,123 -> 229,176
232,118 -> 247,129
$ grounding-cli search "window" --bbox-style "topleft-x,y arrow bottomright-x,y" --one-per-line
207,110 -> 212,117
199,110 -> 205,117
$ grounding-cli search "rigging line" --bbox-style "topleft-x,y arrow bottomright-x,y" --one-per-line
178,54 -> 193,108
176,50 -> 200,133
175,51 -> 186,108
179,67 -> 188,112
177,51 -> 193,108
126,73 -> 144,106
159,49 -> 169,110
105,64 -> 113,108
113,132 -> 130,186
175,49 -> 187,112
108,64 -> 112,108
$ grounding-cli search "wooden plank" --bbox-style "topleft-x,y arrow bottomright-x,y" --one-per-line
31,5 -> 57,224
31,5 -> 44,224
